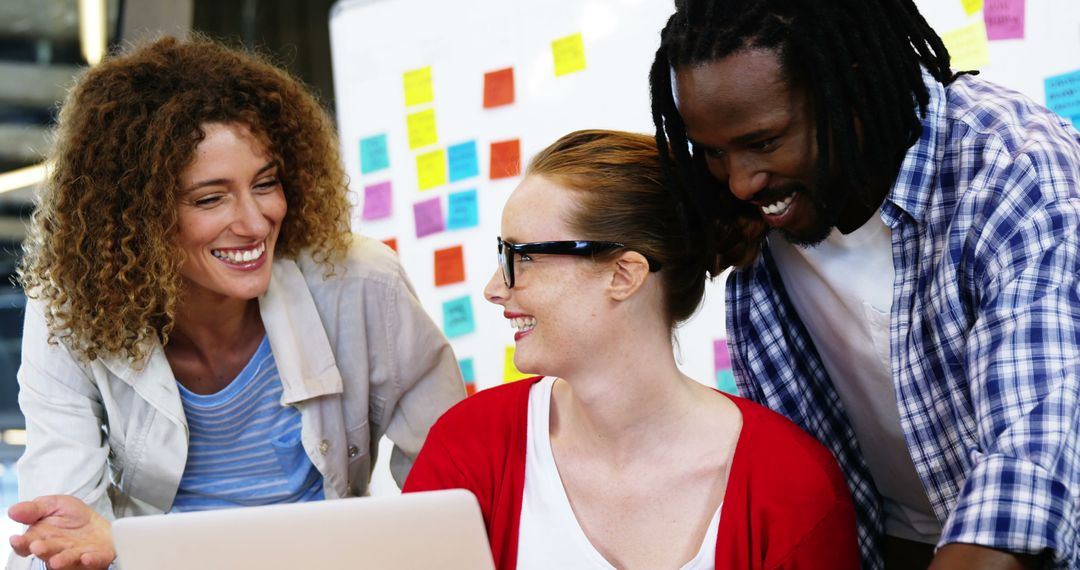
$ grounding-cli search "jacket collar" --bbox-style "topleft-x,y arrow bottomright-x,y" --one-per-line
881,68 -> 947,228
100,257 -> 343,418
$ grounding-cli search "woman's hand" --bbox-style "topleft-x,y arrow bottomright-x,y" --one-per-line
8,495 -> 115,569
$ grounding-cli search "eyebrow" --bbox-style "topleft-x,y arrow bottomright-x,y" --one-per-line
183,161 -> 277,193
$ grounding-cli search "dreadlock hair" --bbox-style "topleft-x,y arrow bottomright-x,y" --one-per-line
650,0 -> 964,269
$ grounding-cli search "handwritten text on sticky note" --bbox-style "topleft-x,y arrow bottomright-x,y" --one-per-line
447,189 -> 479,230
442,296 -> 476,338
404,66 -> 433,107
985,0 -> 1024,40
407,109 -> 438,150
941,20 -> 990,71
1046,69 -> 1080,128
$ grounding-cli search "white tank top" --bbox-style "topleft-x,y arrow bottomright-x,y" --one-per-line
516,377 -> 721,570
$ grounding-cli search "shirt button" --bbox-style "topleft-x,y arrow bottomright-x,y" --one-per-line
347,444 -> 359,458
319,439 -> 330,454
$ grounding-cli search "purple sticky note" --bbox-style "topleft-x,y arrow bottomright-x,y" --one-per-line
362,181 -> 393,220
713,339 -> 732,372
984,0 -> 1024,41
413,196 -> 444,238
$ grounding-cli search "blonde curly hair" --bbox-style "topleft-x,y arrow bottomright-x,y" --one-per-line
18,36 -> 352,364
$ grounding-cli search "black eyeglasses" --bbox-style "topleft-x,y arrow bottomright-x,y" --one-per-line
497,237 -> 662,288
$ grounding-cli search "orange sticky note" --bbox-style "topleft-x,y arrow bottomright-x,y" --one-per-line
552,33 -> 586,77
404,66 -> 434,107
434,245 -> 465,286
483,67 -> 515,108
382,238 -> 398,252
490,139 -> 521,179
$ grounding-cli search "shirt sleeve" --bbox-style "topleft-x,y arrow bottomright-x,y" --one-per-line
944,189 -> 1080,565
370,254 -> 466,488
15,300 -> 115,518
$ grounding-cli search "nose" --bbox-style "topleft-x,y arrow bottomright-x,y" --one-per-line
232,190 -> 272,237
484,269 -> 508,305
710,154 -> 769,202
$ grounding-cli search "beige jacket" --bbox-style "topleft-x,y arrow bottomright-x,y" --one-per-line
8,236 -> 465,570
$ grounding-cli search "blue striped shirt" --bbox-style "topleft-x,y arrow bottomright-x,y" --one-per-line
727,71 -> 1080,569
171,336 -> 325,512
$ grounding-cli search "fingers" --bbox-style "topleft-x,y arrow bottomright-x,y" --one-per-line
7,500 -> 46,525
9,533 -> 32,557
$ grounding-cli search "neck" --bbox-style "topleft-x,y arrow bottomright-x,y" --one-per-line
550,319 -> 706,461
170,293 -> 262,356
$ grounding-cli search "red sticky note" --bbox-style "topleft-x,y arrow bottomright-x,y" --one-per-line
490,139 -> 521,179
483,67 -> 515,108
382,238 -> 398,252
434,245 -> 466,286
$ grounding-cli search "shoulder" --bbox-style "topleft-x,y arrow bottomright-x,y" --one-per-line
727,395 -> 851,505
943,76 -> 1080,197
430,377 -> 539,440
291,234 -> 411,294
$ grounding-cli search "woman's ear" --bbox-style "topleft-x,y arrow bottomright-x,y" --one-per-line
608,251 -> 652,301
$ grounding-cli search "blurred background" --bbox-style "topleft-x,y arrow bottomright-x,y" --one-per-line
0,0 -> 337,552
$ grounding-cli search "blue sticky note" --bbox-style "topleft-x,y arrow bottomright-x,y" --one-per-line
716,370 -> 738,395
1045,69 -> 1080,127
360,134 -> 389,174
447,189 -> 479,230
442,296 -> 476,338
459,358 -> 475,383
448,140 -> 479,182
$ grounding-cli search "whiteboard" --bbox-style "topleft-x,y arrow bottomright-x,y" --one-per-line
329,0 -> 1080,395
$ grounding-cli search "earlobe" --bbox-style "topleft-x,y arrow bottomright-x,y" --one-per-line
609,252 -> 651,301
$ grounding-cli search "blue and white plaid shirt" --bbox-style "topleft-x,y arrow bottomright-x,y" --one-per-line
726,71 -> 1080,569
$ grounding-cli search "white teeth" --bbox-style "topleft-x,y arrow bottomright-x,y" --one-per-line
510,316 -> 536,332
761,195 -> 794,216
212,242 -> 266,264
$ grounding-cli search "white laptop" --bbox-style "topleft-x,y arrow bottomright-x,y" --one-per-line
112,489 -> 495,570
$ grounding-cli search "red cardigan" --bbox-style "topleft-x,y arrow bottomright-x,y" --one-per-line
404,377 -> 859,569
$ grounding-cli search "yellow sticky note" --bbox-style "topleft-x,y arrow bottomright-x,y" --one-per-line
416,149 -> 447,191
503,346 -> 532,383
941,20 -> 990,71
406,109 -> 438,150
552,33 -> 586,77
403,66 -> 433,107
961,0 -> 983,16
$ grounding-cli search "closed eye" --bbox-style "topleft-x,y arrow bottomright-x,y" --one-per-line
749,137 -> 779,152
254,177 -> 280,192
193,194 -> 224,207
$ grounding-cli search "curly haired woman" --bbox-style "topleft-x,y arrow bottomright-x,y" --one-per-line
6,36 -> 464,570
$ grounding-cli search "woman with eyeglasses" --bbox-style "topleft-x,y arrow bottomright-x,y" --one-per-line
404,130 -> 859,569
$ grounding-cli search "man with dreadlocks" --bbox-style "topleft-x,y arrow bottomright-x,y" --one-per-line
650,0 -> 1080,569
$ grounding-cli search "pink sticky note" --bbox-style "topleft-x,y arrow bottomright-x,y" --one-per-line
984,0 -> 1024,40
413,197 -> 444,238
362,181 -> 393,220
713,339 -> 732,371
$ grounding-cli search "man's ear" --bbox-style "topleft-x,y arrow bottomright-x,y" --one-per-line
609,251 -> 652,301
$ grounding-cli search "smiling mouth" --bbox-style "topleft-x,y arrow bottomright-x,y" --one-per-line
510,316 -> 536,334
211,241 -> 266,264
760,194 -> 794,217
